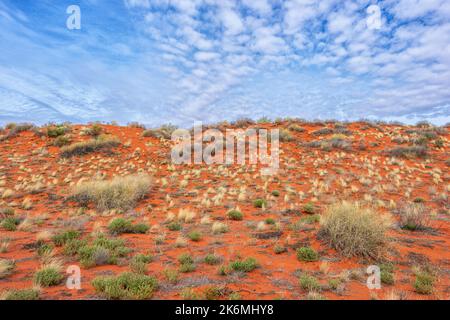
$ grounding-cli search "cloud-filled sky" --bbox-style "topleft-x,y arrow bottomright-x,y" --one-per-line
0,0 -> 449,126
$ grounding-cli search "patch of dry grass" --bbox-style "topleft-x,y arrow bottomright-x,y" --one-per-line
69,174 -> 152,211
319,201 -> 390,260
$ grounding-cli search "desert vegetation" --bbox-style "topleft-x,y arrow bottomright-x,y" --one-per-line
0,120 -> 448,300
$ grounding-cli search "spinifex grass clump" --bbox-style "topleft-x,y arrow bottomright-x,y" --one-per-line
319,202 -> 389,259
70,174 -> 152,211
60,134 -> 120,158
108,218 -> 149,235
92,272 -> 158,300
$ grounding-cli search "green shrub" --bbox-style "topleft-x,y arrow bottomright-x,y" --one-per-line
296,247 -> 319,262
188,231 -> 202,242
179,263 -> 196,273
265,218 -> 276,225
130,254 -> 153,274
70,174 -> 151,211
271,190 -> 280,197
227,210 -> 243,221
47,125 -> 69,138
108,218 -> 149,235
163,269 -> 179,284
414,270 -> 435,295
299,274 -> 321,291
2,288 -> 40,300
204,254 -> 221,265
52,230 -> 80,246
253,199 -> 267,208
34,265 -> 63,287
380,263 -> 395,285
229,258 -> 259,272
92,272 -> 158,300
303,203 -> 315,214
1,217 -> 21,231
167,221 -> 182,231
178,253 -> 194,265
75,235 -> 130,268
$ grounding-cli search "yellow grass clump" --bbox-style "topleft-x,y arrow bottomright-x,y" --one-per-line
319,201 -> 390,259
70,174 -> 152,211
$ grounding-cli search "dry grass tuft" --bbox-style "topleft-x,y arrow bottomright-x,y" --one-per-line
319,202 -> 390,260
69,174 -> 152,211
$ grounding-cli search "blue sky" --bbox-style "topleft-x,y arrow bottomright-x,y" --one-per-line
0,0 -> 449,126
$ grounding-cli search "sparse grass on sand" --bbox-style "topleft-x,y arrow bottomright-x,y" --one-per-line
319,202 -> 390,259
69,174 -> 152,211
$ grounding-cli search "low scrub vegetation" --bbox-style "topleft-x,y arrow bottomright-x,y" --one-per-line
108,218 -> 149,235
319,202 -> 389,259
1,288 -> 40,300
398,203 -> 431,231
385,146 -> 428,158
69,174 -> 152,211
34,261 -> 64,287
92,272 -> 158,300
297,247 -> 319,262
229,257 -> 259,272
60,135 -> 120,158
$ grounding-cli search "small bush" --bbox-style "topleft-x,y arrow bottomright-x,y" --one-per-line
253,198 -> 267,208
178,253 -> 194,265
229,258 -> 259,272
299,274 -> 321,291
414,269 -> 435,295
312,127 -> 334,136
204,254 -> 221,265
2,288 -> 40,300
271,190 -> 280,197
108,218 -> 149,235
204,286 -> 226,300
1,217 -> 21,231
92,272 -> 158,300
380,263 -> 395,285
163,269 -> 179,284
296,247 -> 319,262
227,209 -> 243,221
167,221 -> 182,231
34,264 -> 63,287
398,203 -> 430,231
47,125 -> 69,138
70,174 -> 151,211
265,218 -> 276,225
75,235 -> 130,268
61,135 -> 120,158
130,254 -> 153,274
187,231 -> 202,242
52,230 -> 80,246
303,203 -> 315,214
178,253 -> 196,273
279,129 -> 294,142
319,202 -> 388,259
